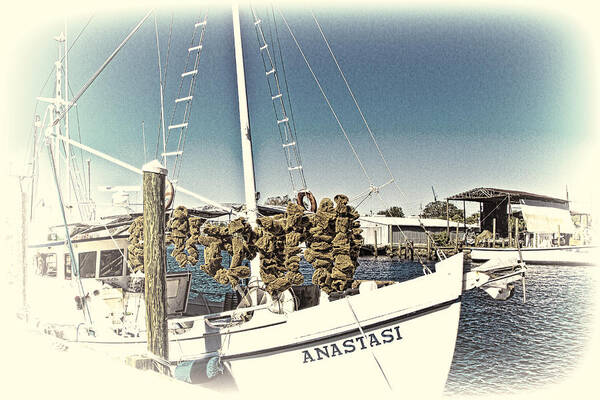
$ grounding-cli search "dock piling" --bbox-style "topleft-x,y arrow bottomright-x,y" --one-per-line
142,160 -> 169,374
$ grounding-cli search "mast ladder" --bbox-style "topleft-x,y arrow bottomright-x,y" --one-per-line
251,10 -> 308,196
164,15 -> 208,181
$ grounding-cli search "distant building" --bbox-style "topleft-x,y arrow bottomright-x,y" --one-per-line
359,216 -> 479,246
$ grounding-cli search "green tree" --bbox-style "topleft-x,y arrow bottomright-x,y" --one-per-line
264,195 -> 291,206
420,201 -> 464,222
377,206 -> 405,218
466,212 -> 480,225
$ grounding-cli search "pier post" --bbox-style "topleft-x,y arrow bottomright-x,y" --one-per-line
427,236 -> 431,260
446,199 -> 449,236
509,217 -> 513,247
410,241 -> 414,261
374,229 -> 378,257
515,218 -> 519,248
492,218 -> 496,248
19,179 -> 28,321
455,223 -> 459,251
142,160 -> 169,374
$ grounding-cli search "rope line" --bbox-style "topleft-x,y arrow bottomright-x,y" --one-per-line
310,11 -> 446,263
311,11 -> 409,204
53,10 -> 154,127
276,7 -> 373,186
345,297 -> 393,391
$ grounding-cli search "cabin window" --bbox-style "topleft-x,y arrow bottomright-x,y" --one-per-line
99,249 -> 124,277
65,254 -> 72,280
78,251 -> 97,278
36,253 -> 57,277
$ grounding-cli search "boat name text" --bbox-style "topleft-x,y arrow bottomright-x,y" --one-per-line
301,325 -> 402,363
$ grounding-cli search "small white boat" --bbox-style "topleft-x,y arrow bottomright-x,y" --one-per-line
470,245 -> 596,266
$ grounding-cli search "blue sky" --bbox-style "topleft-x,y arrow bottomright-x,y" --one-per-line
2,1 -> 598,219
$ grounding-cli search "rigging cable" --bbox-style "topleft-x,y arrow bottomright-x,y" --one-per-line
172,13 -> 208,185
154,14 -> 168,166
310,11 -> 445,263
276,7 -> 374,186
28,14 -> 95,214
278,9 -> 435,269
46,144 -> 93,326
53,9 -> 154,127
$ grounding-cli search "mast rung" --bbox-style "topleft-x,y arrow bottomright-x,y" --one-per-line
181,70 -> 197,77
195,21 -> 207,28
260,44 -> 268,51
282,141 -> 296,148
266,68 -> 275,76
175,96 -> 193,103
188,45 -> 203,52
288,166 -> 303,171
161,151 -> 183,157
277,117 -> 289,124
168,123 -> 188,130
271,93 -> 283,100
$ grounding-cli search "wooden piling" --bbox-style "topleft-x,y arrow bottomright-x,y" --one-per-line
446,199 -> 449,236
410,241 -> 414,261
455,222 -> 459,251
427,236 -> 431,260
492,218 -> 496,248
20,179 -> 28,321
508,217 -> 513,247
374,229 -> 378,257
142,160 -> 169,374
515,218 -> 519,248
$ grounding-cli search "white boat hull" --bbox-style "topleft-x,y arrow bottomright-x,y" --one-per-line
220,253 -> 464,395
29,252 -> 463,396
469,245 -> 597,266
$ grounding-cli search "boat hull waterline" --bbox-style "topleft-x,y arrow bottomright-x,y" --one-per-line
469,246 -> 597,266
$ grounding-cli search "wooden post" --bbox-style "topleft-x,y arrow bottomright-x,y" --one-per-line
455,222 -> 459,251
19,179 -> 28,321
515,217 -> 519,248
508,216 -> 513,247
374,229 -> 378,257
492,218 -> 496,248
446,199 -> 449,236
142,160 -> 169,374
427,236 -> 431,260
410,241 -> 414,261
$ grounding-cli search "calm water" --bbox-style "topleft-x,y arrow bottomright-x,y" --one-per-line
167,251 -> 598,396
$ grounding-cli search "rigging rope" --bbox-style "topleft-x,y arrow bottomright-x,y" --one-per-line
276,7 -> 374,186
154,14 -> 168,166
310,11 -> 447,264
53,9 -> 154,127
47,144 -> 93,326
270,5 -> 304,173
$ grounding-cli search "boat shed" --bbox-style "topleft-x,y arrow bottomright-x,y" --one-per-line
360,216 -> 479,246
447,187 -> 573,237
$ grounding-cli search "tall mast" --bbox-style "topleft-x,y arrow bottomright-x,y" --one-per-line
232,3 -> 261,292
65,19 -> 71,207
53,32 -> 65,192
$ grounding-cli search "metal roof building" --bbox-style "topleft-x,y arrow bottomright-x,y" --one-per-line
447,187 -> 572,237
